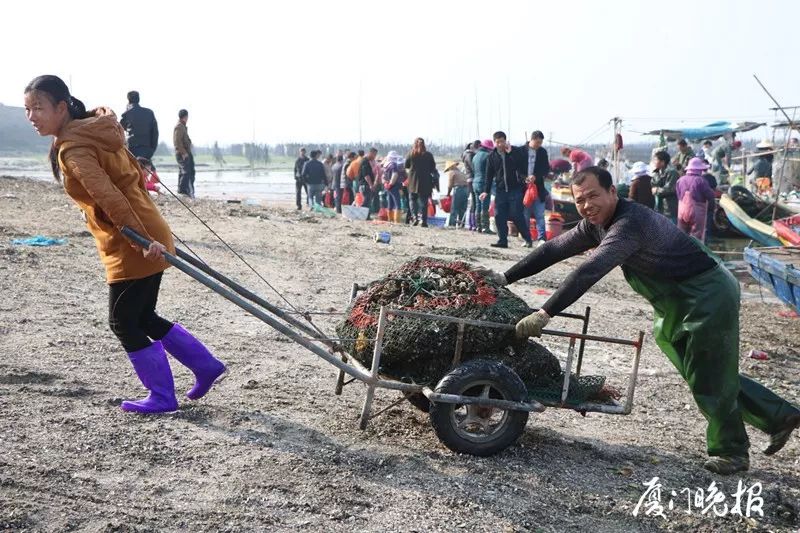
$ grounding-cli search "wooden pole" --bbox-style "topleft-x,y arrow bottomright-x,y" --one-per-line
753,74 -> 797,221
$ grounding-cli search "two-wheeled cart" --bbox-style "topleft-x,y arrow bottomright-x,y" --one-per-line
123,227 -> 645,456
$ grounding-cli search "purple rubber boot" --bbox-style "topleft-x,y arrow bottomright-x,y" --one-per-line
161,323 -> 226,400
121,341 -> 179,414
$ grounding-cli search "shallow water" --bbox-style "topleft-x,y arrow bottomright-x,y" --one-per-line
2,166 -> 451,204
2,167 -> 299,203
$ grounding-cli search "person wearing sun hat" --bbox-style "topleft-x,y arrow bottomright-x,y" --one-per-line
747,140 -> 775,190
627,161 -> 655,209
471,139 -> 495,233
676,157 -> 716,242
382,151 -> 407,223
445,160 -> 469,227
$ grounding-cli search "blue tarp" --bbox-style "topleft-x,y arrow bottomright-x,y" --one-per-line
11,236 -> 67,246
645,121 -> 764,141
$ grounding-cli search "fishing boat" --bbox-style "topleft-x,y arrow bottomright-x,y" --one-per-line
743,246 -> 800,312
719,194 -> 782,246
549,183 -> 581,224
774,214 -> 800,246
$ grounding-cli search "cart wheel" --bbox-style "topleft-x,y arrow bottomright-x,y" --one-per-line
406,393 -> 431,413
429,359 -> 529,457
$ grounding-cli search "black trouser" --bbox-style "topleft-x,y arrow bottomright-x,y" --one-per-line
334,187 -> 343,213
130,145 -> 155,163
295,179 -> 308,209
359,182 -> 373,220
410,193 -> 430,225
662,194 -> 678,223
109,272 -> 173,352
495,187 -> 532,244
177,153 -> 195,197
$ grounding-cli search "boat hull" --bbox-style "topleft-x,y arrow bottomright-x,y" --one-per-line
719,195 -> 782,246
744,247 -> 800,312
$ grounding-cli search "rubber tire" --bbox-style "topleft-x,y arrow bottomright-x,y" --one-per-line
712,204 -> 734,236
429,359 -> 529,457
406,393 -> 431,413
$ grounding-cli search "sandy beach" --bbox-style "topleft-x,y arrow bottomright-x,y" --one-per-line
1,175 -> 798,532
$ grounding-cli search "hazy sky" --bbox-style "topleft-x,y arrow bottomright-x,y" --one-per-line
2,0 -> 798,147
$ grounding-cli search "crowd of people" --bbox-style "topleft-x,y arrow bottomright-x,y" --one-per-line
119,86 -> 786,249
293,130 -> 555,249
623,134 -> 779,243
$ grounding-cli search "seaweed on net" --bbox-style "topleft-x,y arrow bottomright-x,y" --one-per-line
335,257 -> 560,385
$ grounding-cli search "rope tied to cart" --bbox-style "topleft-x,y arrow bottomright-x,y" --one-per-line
154,178 -> 329,339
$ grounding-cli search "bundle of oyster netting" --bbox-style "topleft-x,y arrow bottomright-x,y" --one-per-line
335,257 -> 563,386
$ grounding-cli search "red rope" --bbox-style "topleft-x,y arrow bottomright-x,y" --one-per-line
347,259 -> 498,328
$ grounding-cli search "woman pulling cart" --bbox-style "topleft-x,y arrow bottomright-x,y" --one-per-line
23,75 -> 226,415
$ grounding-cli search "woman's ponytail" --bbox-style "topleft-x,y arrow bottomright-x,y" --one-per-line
67,96 -> 89,119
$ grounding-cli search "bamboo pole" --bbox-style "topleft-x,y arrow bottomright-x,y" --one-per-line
752,74 -> 798,221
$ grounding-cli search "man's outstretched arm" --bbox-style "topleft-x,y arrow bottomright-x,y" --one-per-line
503,221 -> 597,284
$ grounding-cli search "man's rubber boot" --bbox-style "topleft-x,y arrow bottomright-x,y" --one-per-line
764,414 -> 800,455
121,341 -> 179,414
703,455 -> 749,475
161,323 -> 226,400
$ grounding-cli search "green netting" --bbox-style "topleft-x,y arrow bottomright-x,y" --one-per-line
527,373 -> 608,405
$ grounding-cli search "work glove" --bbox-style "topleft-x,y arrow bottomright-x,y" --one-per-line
515,309 -> 551,339
473,266 -> 507,286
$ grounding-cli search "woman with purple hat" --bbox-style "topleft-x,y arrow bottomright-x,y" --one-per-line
471,139 -> 495,233
676,157 -> 717,242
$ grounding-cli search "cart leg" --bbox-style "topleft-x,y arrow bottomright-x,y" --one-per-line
359,386 -> 376,430
336,282 -> 361,395
560,337 -> 577,405
335,356 -> 347,396
622,331 -> 645,414
575,306 -> 590,378
358,306 -> 387,430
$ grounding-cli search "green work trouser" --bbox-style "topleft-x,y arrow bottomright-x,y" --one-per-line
623,263 -> 800,457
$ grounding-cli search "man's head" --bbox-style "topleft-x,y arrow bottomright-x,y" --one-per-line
358,149 -> 365,157
347,151 -> 356,160
127,91 -> 140,105
678,138 -> 689,151
570,167 -> 618,227
703,140 -> 713,148
368,147 -> 378,161
311,150 -> 321,159
528,130 -> 545,150
472,140 -> 481,150
178,109 -> 188,123
493,131 -> 508,152
653,150 -> 670,170
299,147 -> 307,157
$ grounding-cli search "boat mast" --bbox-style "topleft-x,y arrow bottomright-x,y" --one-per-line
754,74 -> 799,221
474,84 -> 480,138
